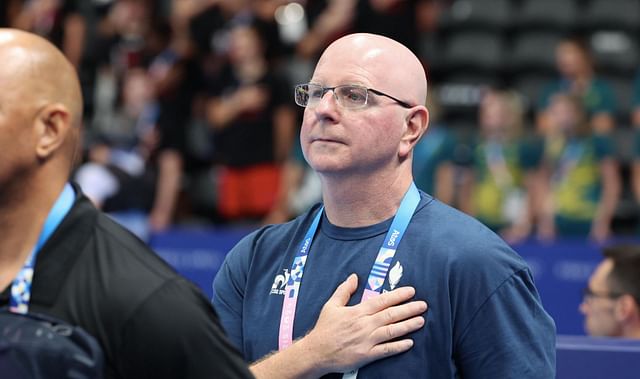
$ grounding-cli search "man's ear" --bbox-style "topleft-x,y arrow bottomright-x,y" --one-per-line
34,103 -> 72,160
614,294 -> 638,322
399,106 -> 429,159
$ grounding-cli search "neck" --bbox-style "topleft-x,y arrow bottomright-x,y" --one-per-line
621,318 -> 640,339
320,168 -> 414,227
0,178 -> 66,290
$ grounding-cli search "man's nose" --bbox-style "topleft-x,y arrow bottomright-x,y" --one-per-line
579,300 -> 589,315
313,89 -> 339,120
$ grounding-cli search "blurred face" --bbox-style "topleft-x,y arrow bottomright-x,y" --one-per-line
228,27 -> 262,63
479,92 -> 509,135
123,69 -> 152,116
548,96 -> 579,133
555,41 -> 588,78
580,259 -> 623,337
300,41 -> 409,176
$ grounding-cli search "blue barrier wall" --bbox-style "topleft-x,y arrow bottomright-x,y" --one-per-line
556,335 -> 640,379
149,227 -> 634,336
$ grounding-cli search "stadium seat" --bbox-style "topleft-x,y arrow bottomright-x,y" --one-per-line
511,72 -> 556,114
581,0 -> 640,32
508,31 -> 564,74
516,0 -> 579,32
438,0 -> 513,31
589,30 -> 639,75
441,30 -> 506,72
601,73 -> 635,126
436,72 -> 499,123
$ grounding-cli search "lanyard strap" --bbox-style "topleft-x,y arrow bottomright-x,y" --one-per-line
552,140 -> 584,185
278,183 -> 421,367
10,183 -> 75,314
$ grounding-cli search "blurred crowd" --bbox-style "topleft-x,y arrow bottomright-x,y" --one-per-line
2,0 -> 639,243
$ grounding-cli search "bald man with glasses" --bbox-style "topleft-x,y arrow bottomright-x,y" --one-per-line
213,33 -> 556,378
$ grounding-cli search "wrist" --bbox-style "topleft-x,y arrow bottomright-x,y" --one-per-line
250,334 -> 329,379
293,332 -> 331,378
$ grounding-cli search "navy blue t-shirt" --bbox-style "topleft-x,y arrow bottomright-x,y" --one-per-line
213,193 -> 556,378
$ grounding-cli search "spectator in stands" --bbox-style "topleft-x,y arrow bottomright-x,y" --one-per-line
11,0 -> 85,68
458,88 -> 537,242
0,0 -> 21,26
205,24 -> 296,222
537,37 -> 617,134
631,69 -> 640,209
75,67 -> 157,240
412,86 -> 456,205
263,135 -> 322,225
580,244 -> 640,338
535,93 -> 620,242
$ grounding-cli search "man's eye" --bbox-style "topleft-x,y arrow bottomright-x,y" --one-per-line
343,89 -> 366,102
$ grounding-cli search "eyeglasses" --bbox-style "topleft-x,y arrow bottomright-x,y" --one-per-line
582,287 -> 624,301
294,83 -> 414,109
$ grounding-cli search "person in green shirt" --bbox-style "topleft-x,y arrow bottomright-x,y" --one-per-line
459,88 -> 538,242
535,93 -> 621,242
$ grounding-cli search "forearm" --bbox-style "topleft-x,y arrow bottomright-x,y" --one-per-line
207,98 -> 240,129
250,336 -> 328,379
63,13 -> 86,68
273,107 -> 296,163
632,161 -> 640,202
593,160 -> 621,227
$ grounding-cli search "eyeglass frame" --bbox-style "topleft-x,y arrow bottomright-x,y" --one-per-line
582,286 -> 625,302
294,83 -> 415,109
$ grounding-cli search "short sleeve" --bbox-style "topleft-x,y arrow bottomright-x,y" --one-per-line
119,278 -> 253,379
212,233 -> 256,352
454,269 -> 556,379
633,69 -> 640,108
590,79 -> 616,115
633,129 -> 640,160
537,81 -> 560,111
593,134 -> 615,160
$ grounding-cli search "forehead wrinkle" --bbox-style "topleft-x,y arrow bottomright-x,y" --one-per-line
312,57 -> 383,89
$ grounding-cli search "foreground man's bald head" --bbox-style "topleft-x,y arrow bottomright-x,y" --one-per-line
0,28 -> 83,178
316,33 -> 428,107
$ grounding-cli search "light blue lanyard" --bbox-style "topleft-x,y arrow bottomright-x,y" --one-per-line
278,183 -> 421,378
551,139 -> 584,185
9,183 -> 75,314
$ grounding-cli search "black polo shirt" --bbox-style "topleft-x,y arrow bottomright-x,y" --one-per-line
0,186 -> 253,379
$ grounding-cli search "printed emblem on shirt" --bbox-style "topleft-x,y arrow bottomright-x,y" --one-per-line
383,261 -> 404,293
270,268 -> 290,295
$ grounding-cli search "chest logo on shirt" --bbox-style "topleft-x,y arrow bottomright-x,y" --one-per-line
270,269 -> 290,295
387,261 -> 403,291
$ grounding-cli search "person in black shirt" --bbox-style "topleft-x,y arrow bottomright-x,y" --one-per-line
0,27 -> 252,379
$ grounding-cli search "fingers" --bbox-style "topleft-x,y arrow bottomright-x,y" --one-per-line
359,286 -> 417,314
370,300 -> 428,327
370,315 -> 425,345
367,339 -> 415,361
326,273 -> 359,307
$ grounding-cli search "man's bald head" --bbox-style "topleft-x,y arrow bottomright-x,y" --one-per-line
315,33 -> 427,106
0,28 -> 83,128
0,29 -> 83,175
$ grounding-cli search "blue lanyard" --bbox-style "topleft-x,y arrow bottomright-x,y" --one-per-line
278,183 -> 421,370
10,183 -> 75,314
552,139 -> 584,185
